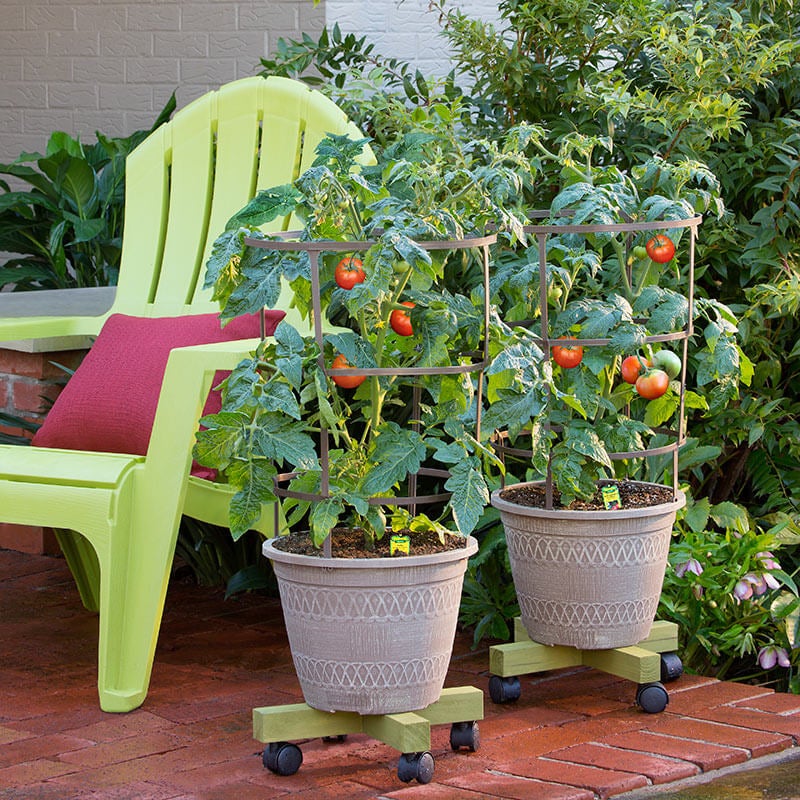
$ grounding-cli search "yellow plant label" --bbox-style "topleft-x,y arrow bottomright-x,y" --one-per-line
390,535 -> 410,556
602,485 -> 622,510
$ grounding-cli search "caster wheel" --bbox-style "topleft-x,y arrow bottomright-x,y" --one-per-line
636,682 -> 669,714
262,741 -> 303,776
660,652 -> 683,682
397,751 -> 435,784
489,674 -> 521,704
322,734 -> 348,743
450,721 -> 480,752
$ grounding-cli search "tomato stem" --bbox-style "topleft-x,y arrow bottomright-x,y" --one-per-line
611,237 -> 633,301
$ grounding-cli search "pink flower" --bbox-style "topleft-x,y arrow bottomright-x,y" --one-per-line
757,646 -> 791,669
675,558 -> 703,578
733,569 -> 779,601
749,572 -> 781,598
757,552 -> 781,571
733,576 -> 755,601
763,572 -> 780,590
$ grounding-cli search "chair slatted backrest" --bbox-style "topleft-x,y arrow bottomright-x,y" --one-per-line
112,76 -> 366,319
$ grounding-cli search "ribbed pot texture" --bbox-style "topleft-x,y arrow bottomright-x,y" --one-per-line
491,483 -> 685,650
263,536 -> 478,715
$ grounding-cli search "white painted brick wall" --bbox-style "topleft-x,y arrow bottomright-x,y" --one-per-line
325,0 -> 501,77
0,1 -> 496,164
0,0 -> 324,163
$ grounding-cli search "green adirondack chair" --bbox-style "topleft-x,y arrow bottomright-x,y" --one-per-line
0,76 -> 369,712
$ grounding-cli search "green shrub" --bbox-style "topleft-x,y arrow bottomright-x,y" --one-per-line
0,94 -> 175,291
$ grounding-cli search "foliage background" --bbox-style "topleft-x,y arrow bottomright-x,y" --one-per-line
259,0 -> 800,688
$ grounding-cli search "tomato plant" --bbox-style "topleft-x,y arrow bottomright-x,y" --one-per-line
645,235 -> 676,264
390,301 -> 415,336
635,368 -> 670,399
551,338 -> 583,369
200,132 -> 521,548
330,353 -> 366,388
621,355 -> 649,384
334,256 -> 365,290
652,349 -> 681,380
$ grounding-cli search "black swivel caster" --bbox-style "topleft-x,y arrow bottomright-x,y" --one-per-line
636,681 -> 669,713
660,652 -> 683,682
397,751 -> 435,784
489,674 -> 521,704
450,721 -> 480,752
262,741 -> 303,775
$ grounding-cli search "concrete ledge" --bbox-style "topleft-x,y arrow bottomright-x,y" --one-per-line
0,287 -> 115,352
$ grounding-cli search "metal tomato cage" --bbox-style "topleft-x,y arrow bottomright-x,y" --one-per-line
489,212 -> 702,715
494,212 -> 703,506
242,230 -> 495,784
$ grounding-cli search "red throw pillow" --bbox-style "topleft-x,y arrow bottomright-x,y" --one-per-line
32,312 -> 284,475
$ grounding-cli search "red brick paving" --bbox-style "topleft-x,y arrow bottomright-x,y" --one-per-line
545,742 -> 699,784
599,729 -> 749,771
2,547 -> 800,799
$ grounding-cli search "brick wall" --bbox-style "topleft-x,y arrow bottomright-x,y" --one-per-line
325,0 -> 502,77
0,0 -> 325,164
0,1 -> 503,164
0,348 -> 86,439
0,346 -> 87,555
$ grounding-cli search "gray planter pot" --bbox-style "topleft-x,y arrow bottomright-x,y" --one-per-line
263,536 -> 478,715
491,482 -> 685,650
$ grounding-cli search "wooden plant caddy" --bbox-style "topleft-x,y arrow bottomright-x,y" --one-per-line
488,619 -> 683,713
253,686 -> 484,784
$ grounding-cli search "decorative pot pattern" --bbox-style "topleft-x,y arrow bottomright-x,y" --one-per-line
264,536 -> 478,715
491,482 -> 685,650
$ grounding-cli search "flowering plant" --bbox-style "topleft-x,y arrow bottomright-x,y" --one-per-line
660,495 -> 800,689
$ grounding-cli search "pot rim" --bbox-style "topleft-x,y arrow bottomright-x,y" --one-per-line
263,534 -> 478,569
491,480 -> 686,521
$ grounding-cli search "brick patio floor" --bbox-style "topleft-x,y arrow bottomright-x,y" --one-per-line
2,547 -> 799,800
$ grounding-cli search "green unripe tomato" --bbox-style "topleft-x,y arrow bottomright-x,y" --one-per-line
653,349 -> 682,380
632,245 -> 648,260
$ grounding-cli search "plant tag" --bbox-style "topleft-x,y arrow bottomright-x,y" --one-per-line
390,534 -> 410,556
602,485 -> 622,510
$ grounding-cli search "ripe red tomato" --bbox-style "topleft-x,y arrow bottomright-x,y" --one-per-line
645,235 -> 676,264
551,337 -> 583,369
330,353 -> 366,389
635,368 -> 670,399
621,355 -> 649,384
334,256 -> 365,290
390,301 -> 415,336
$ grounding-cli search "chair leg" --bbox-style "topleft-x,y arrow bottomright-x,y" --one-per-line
94,512 -> 182,713
54,529 -> 101,613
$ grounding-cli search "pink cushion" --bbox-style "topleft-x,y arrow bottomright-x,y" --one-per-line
32,312 -> 284,476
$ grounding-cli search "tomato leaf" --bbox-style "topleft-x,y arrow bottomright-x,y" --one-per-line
225,184 -> 304,230
227,459 -> 279,540
193,411 -> 248,471
310,498 -> 344,547
360,423 -> 426,495
644,393 -> 678,427
446,458 -> 490,536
